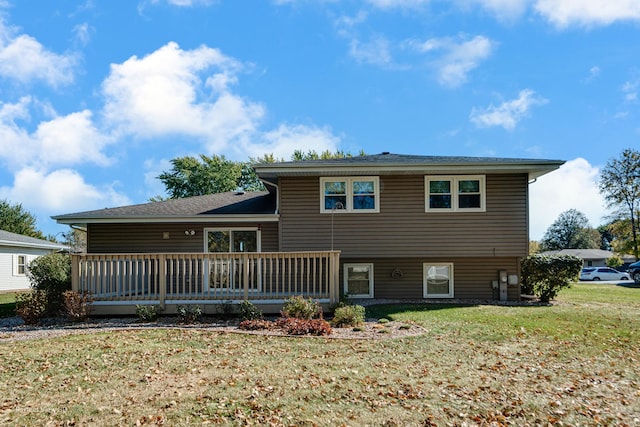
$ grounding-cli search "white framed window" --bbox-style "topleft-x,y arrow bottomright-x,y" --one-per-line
13,254 -> 27,276
425,175 -> 485,212
344,263 -> 374,298
321,177 -> 380,213
423,263 -> 454,298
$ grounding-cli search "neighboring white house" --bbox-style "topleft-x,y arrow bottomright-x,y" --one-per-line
0,230 -> 67,292
541,249 -> 635,268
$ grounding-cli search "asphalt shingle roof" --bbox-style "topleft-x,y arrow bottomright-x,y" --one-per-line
0,229 -> 66,249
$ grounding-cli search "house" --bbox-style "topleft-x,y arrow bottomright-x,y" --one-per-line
53,153 -> 564,314
540,249 -> 635,268
0,230 -> 67,292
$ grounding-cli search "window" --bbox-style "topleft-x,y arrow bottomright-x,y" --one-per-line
344,263 -> 374,298
321,177 -> 379,213
423,263 -> 454,298
204,228 -> 261,291
425,175 -> 485,212
13,255 -> 27,276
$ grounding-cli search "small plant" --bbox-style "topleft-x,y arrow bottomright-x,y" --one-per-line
239,300 -> 263,321
378,328 -> 390,334
276,317 -> 332,336
331,304 -> 365,327
176,305 -> 203,324
62,290 -> 93,322
239,319 -> 275,331
378,318 -> 390,324
399,324 -> 411,330
136,304 -> 159,322
15,291 -> 48,325
282,295 -> 322,320
352,326 -> 365,332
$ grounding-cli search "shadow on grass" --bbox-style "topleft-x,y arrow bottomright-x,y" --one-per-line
617,282 -> 640,289
366,303 -> 475,320
0,302 -> 16,318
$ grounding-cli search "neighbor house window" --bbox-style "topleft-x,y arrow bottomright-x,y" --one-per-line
344,263 -> 374,298
321,177 -> 379,213
423,263 -> 454,298
425,175 -> 485,212
13,255 -> 27,276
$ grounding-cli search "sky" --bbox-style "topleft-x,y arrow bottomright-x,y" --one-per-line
1,0 -> 639,241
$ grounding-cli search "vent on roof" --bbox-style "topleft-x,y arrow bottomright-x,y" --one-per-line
381,151 -> 390,155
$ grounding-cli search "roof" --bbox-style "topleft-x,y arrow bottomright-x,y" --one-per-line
0,230 -> 67,251
541,249 -> 621,260
254,152 -> 565,184
53,191 -> 278,226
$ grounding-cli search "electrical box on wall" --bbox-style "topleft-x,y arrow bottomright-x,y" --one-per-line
499,270 -> 508,301
508,275 -> 518,286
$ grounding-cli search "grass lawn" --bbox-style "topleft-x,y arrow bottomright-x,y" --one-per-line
1,284 -> 639,426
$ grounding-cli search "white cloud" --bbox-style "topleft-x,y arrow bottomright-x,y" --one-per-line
102,42 -> 265,150
464,0 -> 528,21
366,0 -> 430,10
239,123 -> 341,160
409,35 -> 494,87
0,98 -> 112,170
534,0 -> 640,27
0,19 -> 77,87
622,79 -> 639,102
0,167 -> 130,213
470,89 -> 548,130
73,23 -> 92,46
529,158 -> 608,241
349,36 -> 393,66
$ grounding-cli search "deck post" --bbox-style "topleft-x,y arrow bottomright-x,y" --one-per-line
243,255 -> 249,301
71,254 -> 80,292
158,254 -> 166,310
330,250 -> 340,304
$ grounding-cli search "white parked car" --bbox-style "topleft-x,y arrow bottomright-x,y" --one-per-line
580,267 -> 630,281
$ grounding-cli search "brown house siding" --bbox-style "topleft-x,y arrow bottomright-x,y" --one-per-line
278,174 -> 529,259
340,257 -> 521,300
87,222 -> 279,253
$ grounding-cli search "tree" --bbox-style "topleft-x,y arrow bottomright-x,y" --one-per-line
155,150 -> 366,200
0,199 -> 45,239
520,254 -> 583,302
540,209 -> 600,251
598,148 -> 640,260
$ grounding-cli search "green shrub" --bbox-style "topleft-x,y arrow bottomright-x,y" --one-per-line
331,304 -> 365,327
606,255 -> 623,269
62,291 -> 93,322
521,254 -> 583,302
275,317 -> 332,336
239,300 -> 263,321
176,305 -> 203,324
15,291 -> 48,325
135,305 -> 159,322
378,318 -> 390,324
27,252 -> 71,315
281,295 -> 321,320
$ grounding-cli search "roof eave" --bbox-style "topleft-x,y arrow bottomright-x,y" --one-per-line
54,214 -> 281,226
0,240 -> 68,251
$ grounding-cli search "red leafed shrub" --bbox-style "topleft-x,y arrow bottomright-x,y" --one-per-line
275,317 -> 332,336
239,319 -> 276,331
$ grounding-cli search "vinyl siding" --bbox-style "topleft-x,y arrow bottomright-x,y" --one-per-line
87,222 -> 279,253
0,247 -> 55,291
279,174 -> 529,258
340,257 -> 521,300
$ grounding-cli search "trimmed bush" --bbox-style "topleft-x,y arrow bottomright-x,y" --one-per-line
239,300 -> 263,321
281,295 -> 322,320
239,319 -> 275,331
331,304 -> 365,327
27,252 -> 71,315
15,291 -> 48,325
136,305 -> 159,322
62,291 -> 93,322
176,305 -> 203,324
275,317 -> 332,336
521,254 -> 583,302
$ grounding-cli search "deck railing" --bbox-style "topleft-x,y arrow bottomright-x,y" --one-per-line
71,251 -> 341,306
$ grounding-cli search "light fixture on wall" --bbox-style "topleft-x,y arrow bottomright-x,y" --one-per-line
184,229 -> 195,236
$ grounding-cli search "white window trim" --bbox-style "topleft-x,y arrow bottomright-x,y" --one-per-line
344,263 -> 374,298
423,262 -> 454,298
320,177 -> 380,213
13,254 -> 28,276
425,175 -> 486,212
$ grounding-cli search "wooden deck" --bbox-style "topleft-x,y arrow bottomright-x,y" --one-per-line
71,251 -> 341,314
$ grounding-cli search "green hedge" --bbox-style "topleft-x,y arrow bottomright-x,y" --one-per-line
521,254 -> 582,303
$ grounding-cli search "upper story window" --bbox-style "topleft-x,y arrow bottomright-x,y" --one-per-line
320,177 -> 380,213
425,175 -> 485,212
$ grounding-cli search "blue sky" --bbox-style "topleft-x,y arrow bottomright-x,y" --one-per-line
1,0 -> 639,240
